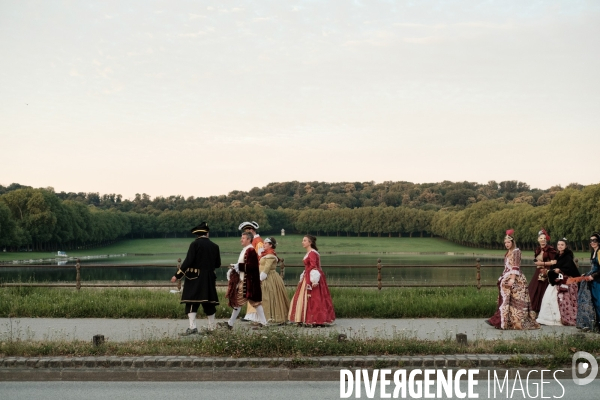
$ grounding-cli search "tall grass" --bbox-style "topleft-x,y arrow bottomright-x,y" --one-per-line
330,287 -> 496,318
0,287 -> 497,319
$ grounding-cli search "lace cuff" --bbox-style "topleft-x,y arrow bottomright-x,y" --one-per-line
309,270 -> 321,285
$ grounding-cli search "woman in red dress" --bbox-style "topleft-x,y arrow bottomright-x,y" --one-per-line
288,235 -> 335,326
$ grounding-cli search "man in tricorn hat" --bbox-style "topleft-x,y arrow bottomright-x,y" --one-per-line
171,222 -> 221,335
237,221 -> 263,323
238,221 -> 264,257
222,230 -> 268,329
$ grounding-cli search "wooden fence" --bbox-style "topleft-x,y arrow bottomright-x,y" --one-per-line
0,258 -> 581,290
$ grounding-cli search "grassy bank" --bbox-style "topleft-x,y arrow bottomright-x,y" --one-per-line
0,287 -> 497,319
0,236 -> 511,262
1,328 -> 597,367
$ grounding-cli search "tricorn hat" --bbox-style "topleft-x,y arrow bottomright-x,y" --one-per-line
238,221 -> 259,231
191,222 -> 209,235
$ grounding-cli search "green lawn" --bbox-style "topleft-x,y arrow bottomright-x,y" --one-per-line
0,235 -> 590,262
0,287 -> 497,319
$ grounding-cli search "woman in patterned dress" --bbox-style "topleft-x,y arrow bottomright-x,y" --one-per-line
536,238 -> 580,325
288,235 -> 335,326
486,229 -> 540,330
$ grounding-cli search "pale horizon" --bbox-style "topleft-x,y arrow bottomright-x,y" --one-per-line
2,0 -> 599,200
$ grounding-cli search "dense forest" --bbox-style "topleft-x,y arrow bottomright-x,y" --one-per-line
0,180 -> 598,252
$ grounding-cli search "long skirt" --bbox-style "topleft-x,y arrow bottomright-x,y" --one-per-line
243,304 -> 259,322
261,270 -> 290,324
488,274 -> 540,330
577,280 -> 600,331
537,282 -> 578,326
289,274 -> 335,325
536,285 -> 562,325
528,268 -> 549,314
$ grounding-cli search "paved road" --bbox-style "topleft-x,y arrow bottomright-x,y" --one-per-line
0,380 -> 598,400
0,318 -> 582,342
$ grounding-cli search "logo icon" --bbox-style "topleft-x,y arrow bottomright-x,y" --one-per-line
572,351 -> 598,385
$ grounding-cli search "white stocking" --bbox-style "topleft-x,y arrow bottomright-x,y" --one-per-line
228,308 -> 241,327
255,305 -> 268,326
207,314 -> 215,329
188,312 -> 197,329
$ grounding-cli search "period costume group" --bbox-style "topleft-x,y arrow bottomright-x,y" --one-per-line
486,229 -> 600,332
171,221 -> 335,334
173,222 -> 600,334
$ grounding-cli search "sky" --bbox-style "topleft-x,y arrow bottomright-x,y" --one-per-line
1,0 -> 599,199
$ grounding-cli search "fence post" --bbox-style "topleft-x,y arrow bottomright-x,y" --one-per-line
476,258 -> 481,291
377,258 -> 382,290
176,258 -> 182,292
279,258 -> 286,279
75,258 -> 81,291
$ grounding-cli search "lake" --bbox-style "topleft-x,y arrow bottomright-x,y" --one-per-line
0,253 -> 591,286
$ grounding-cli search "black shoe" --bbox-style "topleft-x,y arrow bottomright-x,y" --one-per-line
179,328 -> 198,336
241,318 -> 249,322
217,322 -> 233,330
484,320 -> 493,326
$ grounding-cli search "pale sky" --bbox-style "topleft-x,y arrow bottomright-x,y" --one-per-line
1,0 -> 599,199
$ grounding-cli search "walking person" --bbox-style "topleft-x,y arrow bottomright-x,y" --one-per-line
528,229 -> 557,317
222,231 -> 268,329
486,229 -> 539,330
259,237 -> 290,324
238,221 -> 264,323
576,232 -> 600,332
288,235 -> 335,326
170,222 -> 221,335
536,238 -> 580,326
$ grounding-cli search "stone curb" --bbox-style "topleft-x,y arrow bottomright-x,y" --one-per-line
2,354 -> 592,381
0,354 -> 550,370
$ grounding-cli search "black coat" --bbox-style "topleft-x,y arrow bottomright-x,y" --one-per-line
176,236 -> 221,304
547,249 -> 580,285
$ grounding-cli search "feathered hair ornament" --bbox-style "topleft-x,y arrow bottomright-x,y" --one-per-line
505,229 -> 515,241
537,228 -> 550,241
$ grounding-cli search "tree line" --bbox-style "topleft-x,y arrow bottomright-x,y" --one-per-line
1,180 -> 579,213
0,182 -> 597,252
431,185 -> 600,251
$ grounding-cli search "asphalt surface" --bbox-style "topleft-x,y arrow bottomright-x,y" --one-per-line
0,317 -> 584,342
1,380 -> 598,400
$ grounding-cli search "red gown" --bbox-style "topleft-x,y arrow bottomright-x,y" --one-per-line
288,250 -> 335,325
528,245 -> 557,313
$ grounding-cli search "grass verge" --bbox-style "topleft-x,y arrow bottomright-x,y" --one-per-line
0,328 -> 597,368
0,287 -> 498,319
